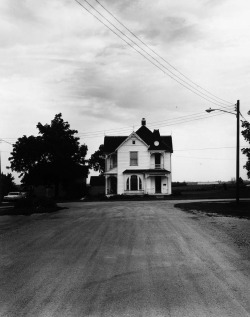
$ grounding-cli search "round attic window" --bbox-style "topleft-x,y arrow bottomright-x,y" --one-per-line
154,141 -> 159,146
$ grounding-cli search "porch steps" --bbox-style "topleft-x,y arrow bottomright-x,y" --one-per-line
155,195 -> 165,199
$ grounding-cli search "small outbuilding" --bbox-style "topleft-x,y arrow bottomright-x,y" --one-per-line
89,176 -> 105,196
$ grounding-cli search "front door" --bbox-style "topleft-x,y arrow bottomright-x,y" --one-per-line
155,176 -> 161,193
110,177 -> 117,194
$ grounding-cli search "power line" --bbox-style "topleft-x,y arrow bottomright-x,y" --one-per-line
94,0 -> 233,107
147,111 -> 232,129
175,146 -> 246,151
175,155 -> 246,161
239,111 -> 250,123
0,109 -> 236,142
0,109 -> 237,143
0,138 -> 13,146
88,111 -> 231,137
76,106 -> 234,137
78,0 -> 233,108
76,112 -> 232,139
74,0 -> 234,108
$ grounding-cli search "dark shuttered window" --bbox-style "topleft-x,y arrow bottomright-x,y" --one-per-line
130,151 -> 138,166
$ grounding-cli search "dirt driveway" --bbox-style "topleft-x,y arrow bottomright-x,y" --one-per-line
0,201 -> 250,317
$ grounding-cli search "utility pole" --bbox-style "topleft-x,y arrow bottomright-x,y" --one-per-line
236,100 -> 240,204
0,151 -> 2,203
206,100 -> 240,204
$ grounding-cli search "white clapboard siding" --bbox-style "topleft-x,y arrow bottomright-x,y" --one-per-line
117,137 -> 149,194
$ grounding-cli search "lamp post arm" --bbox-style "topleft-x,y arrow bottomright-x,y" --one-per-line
206,108 -> 236,115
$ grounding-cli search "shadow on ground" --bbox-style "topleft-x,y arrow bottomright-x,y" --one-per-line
175,201 -> 250,219
0,205 -> 66,216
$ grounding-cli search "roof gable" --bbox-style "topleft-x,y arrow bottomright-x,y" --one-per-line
116,131 -> 148,151
136,125 -> 154,145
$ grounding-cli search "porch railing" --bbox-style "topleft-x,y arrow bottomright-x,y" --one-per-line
150,163 -> 164,169
124,190 -> 144,195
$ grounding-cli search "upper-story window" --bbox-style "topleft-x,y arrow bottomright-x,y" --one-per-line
130,151 -> 138,166
110,154 -> 117,169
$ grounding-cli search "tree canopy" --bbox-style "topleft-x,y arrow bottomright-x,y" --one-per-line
9,114 -> 88,193
88,144 -> 105,175
241,119 -> 250,178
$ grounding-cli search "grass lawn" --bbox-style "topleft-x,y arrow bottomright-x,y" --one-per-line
175,201 -> 250,219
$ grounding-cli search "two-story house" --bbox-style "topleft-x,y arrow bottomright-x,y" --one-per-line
103,118 -> 173,196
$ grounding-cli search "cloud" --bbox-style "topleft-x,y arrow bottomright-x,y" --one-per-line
138,16 -> 203,44
1,0 -> 39,23
204,0 -> 229,8
97,0 -> 142,13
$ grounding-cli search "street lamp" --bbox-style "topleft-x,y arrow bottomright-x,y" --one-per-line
206,100 -> 240,204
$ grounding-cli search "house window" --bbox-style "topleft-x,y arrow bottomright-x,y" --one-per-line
132,140 -> 136,144
130,151 -> 138,166
126,175 -> 142,191
110,154 -> 117,169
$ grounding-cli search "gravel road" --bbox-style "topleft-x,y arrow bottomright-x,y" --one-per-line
0,201 -> 250,317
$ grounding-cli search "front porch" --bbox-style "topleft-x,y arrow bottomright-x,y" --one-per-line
123,169 -> 171,195
105,174 -> 117,195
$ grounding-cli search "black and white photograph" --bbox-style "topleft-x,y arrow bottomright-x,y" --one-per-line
0,0 -> 250,316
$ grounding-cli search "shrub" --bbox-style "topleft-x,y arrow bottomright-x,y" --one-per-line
172,189 -> 182,196
14,197 -> 57,214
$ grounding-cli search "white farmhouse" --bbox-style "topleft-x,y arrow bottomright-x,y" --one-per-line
103,118 -> 173,196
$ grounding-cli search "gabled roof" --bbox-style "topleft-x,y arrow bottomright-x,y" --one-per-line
136,126 -> 173,152
103,121 -> 173,154
103,136 -> 127,154
116,131 -> 149,151
136,125 -> 154,145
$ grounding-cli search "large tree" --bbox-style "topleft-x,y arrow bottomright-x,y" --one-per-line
88,144 -> 105,175
241,118 -> 250,178
9,113 -> 88,195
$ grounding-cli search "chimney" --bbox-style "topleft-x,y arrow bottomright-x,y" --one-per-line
141,118 -> 146,126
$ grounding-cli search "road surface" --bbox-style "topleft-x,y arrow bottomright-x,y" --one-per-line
0,201 -> 250,316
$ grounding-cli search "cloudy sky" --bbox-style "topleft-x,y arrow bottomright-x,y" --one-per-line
1,0 -> 250,183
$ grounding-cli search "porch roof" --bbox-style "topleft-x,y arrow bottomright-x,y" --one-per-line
123,169 -> 170,175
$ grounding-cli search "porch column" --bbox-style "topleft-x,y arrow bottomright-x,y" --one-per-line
105,175 -> 108,195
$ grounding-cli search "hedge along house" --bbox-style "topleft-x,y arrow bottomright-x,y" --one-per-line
103,118 -> 173,196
